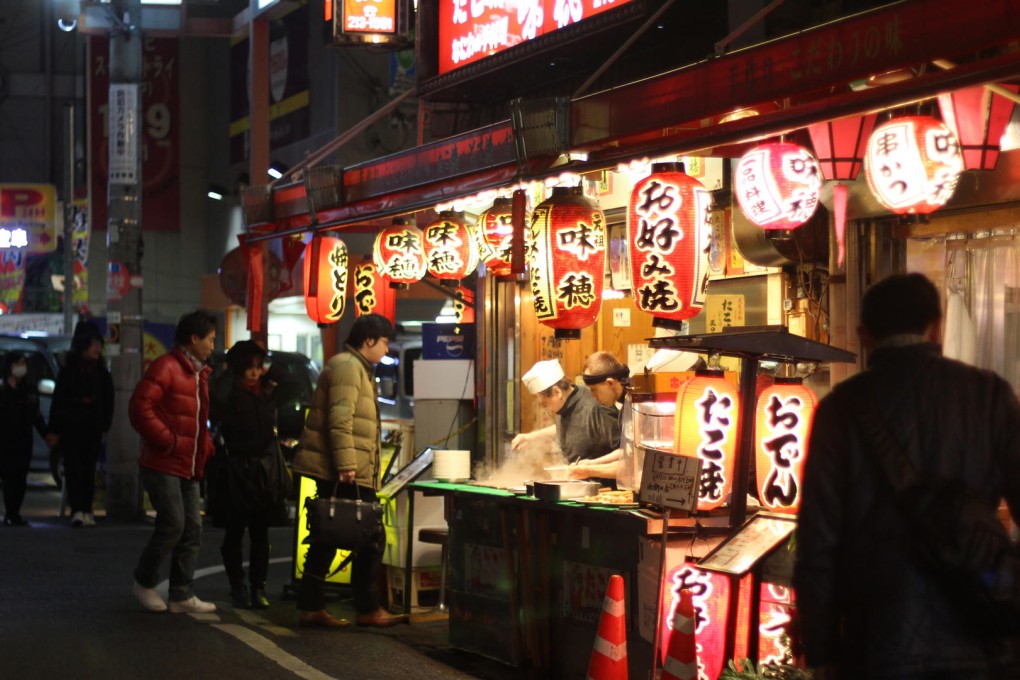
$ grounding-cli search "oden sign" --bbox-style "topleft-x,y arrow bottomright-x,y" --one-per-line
0,184 -> 58,254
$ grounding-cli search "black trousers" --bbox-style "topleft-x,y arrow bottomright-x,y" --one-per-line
297,479 -> 383,614
221,518 -> 270,587
1,443 -> 31,520
64,432 -> 102,515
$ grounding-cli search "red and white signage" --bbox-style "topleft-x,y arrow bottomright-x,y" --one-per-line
0,184 -> 57,254
342,0 -> 396,33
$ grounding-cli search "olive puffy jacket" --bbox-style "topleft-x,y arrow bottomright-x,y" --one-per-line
292,346 -> 379,489
129,348 -> 215,480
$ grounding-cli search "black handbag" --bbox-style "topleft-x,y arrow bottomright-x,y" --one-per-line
303,481 -> 384,555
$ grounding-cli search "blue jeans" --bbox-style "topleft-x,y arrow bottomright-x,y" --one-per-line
133,467 -> 203,602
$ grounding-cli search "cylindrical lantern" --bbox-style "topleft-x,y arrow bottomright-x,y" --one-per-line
627,162 -> 712,329
662,563 -> 733,680
754,378 -> 816,515
454,285 -> 475,323
475,197 -> 516,278
938,84 -> 1018,171
734,142 -> 822,234
353,259 -> 395,323
424,210 -> 479,287
373,217 -> 427,288
303,235 -> 348,325
528,186 -> 607,339
674,370 -> 740,512
864,115 -> 964,215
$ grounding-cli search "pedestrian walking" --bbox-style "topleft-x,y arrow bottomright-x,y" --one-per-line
128,310 -> 218,614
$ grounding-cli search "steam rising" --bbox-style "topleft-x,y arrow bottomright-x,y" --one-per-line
473,439 -> 570,487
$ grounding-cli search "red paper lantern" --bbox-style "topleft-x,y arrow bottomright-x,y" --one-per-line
864,115 -> 964,215
754,378 -> 816,515
303,235 -> 348,325
938,84 -> 1019,171
807,114 -> 878,181
528,186 -> 606,339
627,162 -> 712,329
453,285 -> 475,323
734,143 -> 822,232
475,197 -> 516,278
662,563 -> 734,680
352,259 -> 395,323
673,370 -> 740,512
424,210 -> 479,286
373,218 -> 427,288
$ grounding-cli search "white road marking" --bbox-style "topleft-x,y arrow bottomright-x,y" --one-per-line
210,624 -> 337,680
155,556 -> 292,600
236,609 -> 298,637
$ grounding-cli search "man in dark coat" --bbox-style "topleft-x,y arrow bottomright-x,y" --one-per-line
794,273 -> 1020,679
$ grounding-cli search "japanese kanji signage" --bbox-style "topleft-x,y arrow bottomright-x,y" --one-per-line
734,143 -> 821,232
303,235 -> 348,325
674,371 -> 740,512
638,448 -> 702,512
373,218 -> 427,287
475,197 -> 515,278
0,184 -> 57,254
754,379 -> 816,514
661,563 -> 735,680
353,260 -> 395,322
423,211 -> 478,285
342,0 -> 396,34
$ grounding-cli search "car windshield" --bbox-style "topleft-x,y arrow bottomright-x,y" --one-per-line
0,348 -> 56,386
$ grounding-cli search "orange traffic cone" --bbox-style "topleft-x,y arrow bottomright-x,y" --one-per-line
660,588 -> 697,680
586,574 -> 628,680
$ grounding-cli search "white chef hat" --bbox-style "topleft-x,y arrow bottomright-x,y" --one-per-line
522,359 -> 565,395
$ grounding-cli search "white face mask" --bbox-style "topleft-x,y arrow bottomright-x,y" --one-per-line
11,365 -> 28,378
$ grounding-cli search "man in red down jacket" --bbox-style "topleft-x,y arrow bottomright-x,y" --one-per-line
129,310 -> 218,614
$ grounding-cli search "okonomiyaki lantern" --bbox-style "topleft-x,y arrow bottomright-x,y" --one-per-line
373,217 -> 427,288
734,142 -> 822,237
528,186 -> 606,339
674,370 -> 740,512
864,115 -> 964,215
627,162 -> 712,330
352,260 -> 395,323
754,378 -> 817,515
475,197 -> 515,278
302,235 -> 348,325
424,210 -> 479,287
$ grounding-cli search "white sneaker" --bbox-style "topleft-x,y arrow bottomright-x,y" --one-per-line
133,581 -> 168,612
71,511 -> 84,528
82,513 -> 96,527
168,596 -> 216,614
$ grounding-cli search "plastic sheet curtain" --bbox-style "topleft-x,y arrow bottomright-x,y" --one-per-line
944,234 -> 1020,394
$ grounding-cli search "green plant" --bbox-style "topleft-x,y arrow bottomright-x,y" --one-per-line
719,658 -> 813,680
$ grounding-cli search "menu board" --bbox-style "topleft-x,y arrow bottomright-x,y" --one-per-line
378,447 -> 434,500
697,512 -> 797,575
638,448 -> 702,511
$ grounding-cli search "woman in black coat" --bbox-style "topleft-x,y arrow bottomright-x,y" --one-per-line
0,352 -> 53,527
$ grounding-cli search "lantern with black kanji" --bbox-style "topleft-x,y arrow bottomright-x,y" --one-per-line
353,259 -> 395,323
734,142 -> 822,236
475,197 -> 516,278
303,235 -> 348,325
373,217 -> 427,288
627,162 -> 712,330
938,84 -> 1018,171
528,186 -> 606,339
453,285 -> 475,323
864,115 -> 964,215
754,377 -> 816,515
423,210 -> 479,287
673,370 -> 740,512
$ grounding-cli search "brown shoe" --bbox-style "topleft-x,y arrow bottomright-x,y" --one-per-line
298,609 -> 350,629
355,608 -> 408,628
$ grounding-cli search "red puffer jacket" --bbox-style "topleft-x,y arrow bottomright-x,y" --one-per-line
129,347 -> 214,480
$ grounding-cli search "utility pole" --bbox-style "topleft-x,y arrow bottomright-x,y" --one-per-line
104,0 -> 145,520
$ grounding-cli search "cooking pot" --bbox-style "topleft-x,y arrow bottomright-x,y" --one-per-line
532,480 -> 599,502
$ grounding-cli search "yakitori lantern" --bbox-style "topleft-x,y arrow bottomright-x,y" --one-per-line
528,186 -> 606,339
302,235 -> 348,325
864,115 -> 964,215
754,378 -> 816,515
734,143 -> 822,234
627,162 -> 712,329
373,217 -> 427,288
352,260 -> 395,323
423,210 -> 478,287
475,197 -> 515,278
674,370 -> 740,512
938,84 -> 1018,171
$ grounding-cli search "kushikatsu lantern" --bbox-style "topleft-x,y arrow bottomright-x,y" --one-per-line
424,210 -> 479,287
373,217 -> 427,288
352,259 -> 395,323
938,84 -> 1018,171
627,162 -> 712,329
528,186 -> 606,339
475,197 -> 515,278
754,378 -> 817,515
674,370 -> 740,512
864,115 -> 964,215
302,235 -> 348,325
734,143 -> 822,235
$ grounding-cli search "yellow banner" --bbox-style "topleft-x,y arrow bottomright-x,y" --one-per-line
0,184 -> 57,254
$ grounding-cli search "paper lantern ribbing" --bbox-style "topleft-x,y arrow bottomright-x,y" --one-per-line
303,235 -> 348,325
938,84 -> 1018,171
475,197 -> 515,278
754,378 -> 816,515
527,186 -> 606,339
424,210 -> 479,287
352,260 -> 395,323
864,115 -> 964,215
674,370 -> 740,512
734,143 -> 822,232
627,162 -> 712,329
373,218 -> 427,288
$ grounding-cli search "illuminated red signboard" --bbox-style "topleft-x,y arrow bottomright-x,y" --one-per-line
438,0 -> 637,75
343,0 -> 396,33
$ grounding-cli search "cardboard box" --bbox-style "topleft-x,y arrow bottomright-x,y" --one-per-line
422,323 -> 475,360
413,360 -> 474,399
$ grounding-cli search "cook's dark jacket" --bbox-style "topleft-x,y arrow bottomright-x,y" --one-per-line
794,342 -> 1020,677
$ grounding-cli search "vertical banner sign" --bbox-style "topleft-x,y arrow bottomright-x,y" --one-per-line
0,184 -> 57,254
108,84 -> 140,184
71,198 -> 90,307
0,250 -> 26,314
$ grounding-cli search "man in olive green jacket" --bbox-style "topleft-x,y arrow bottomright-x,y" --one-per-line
292,313 -> 405,629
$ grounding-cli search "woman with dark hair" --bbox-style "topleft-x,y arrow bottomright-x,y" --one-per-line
292,313 -> 405,629
50,320 -> 115,527
0,352 -> 54,527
